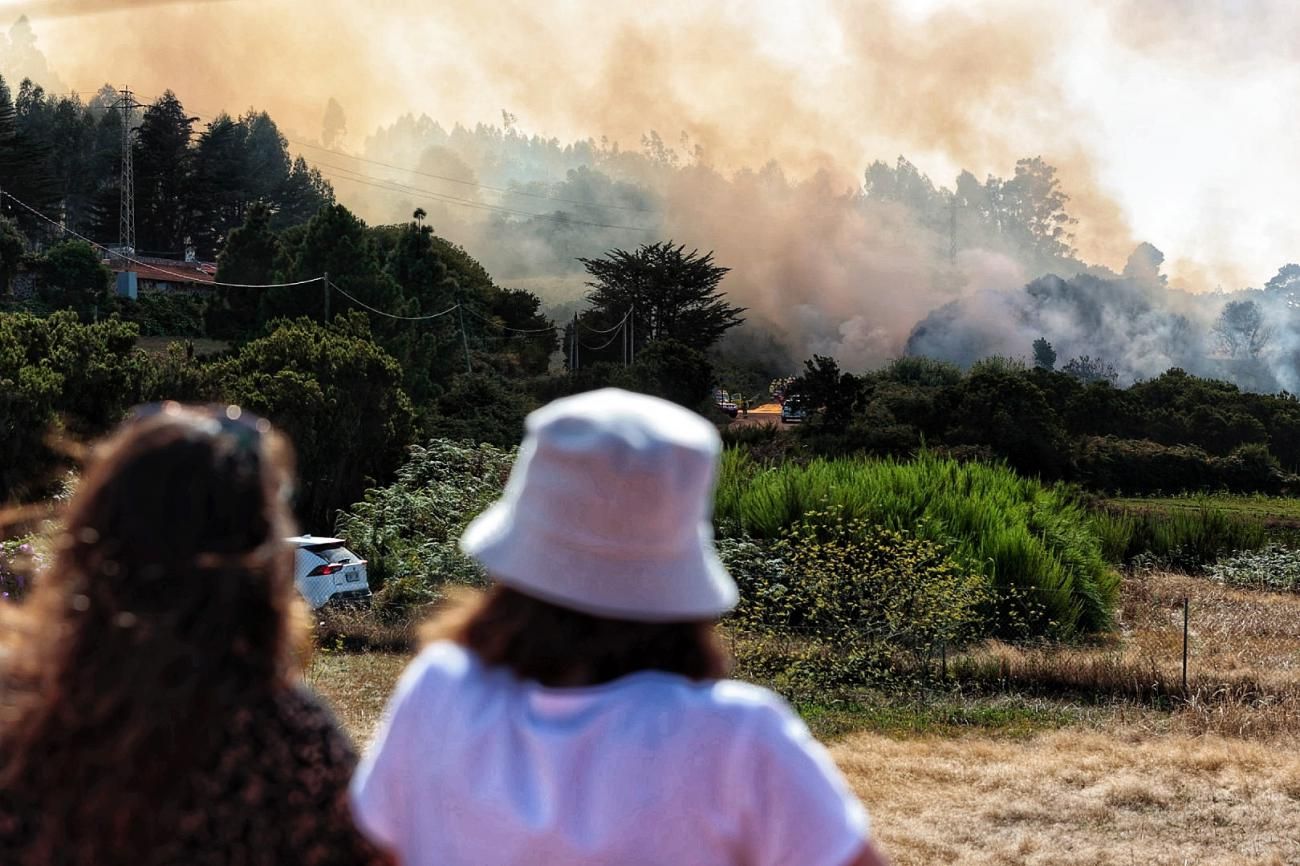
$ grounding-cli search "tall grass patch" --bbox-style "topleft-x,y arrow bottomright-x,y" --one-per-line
716,451 -> 1117,638
1094,500 -> 1269,572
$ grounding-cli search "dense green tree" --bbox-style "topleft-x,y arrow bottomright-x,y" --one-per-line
482,287 -> 556,376
945,365 -> 1067,477
35,240 -> 111,317
190,112 -> 252,256
424,367 -> 534,448
789,355 -> 862,430
275,156 -> 333,229
132,92 -> 196,254
1032,337 -> 1056,371
206,312 -> 414,527
209,202 -> 280,338
0,75 -> 60,237
268,204 -> 401,325
0,215 -> 24,294
615,338 -> 713,408
190,111 -> 333,257
0,311 -> 143,499
574,242 -> 744,362
377,218 -> 463,405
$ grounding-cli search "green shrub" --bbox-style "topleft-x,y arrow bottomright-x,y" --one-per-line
716,451 -> 1117,638
335,439 -> 514,616
1211,545 -> 1300,592
720,514 -> 987,690
1074,436 -> 1290,494
115,293 -> 207,337
1094,501 -> 1269,572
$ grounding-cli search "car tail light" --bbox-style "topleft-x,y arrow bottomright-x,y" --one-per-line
307,563 -> 343,576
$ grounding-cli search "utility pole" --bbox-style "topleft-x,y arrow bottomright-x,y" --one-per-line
629,305 -> 635,364
323,271 -> 330,323
458,305 -> 472,374
571,313 -> 579,373
118,87 -> 137,257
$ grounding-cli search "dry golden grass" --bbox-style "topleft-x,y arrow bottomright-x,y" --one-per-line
316,652 -> 1300,864
305,651 -> 408,743
839,730 -> 1300,865
962,572 -> 1300,738
311,574 -> 1300,863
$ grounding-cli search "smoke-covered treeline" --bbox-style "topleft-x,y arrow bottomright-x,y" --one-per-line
329,114 -> 1299,390
332,116 -> 1087,368
7,32 -> 1300,393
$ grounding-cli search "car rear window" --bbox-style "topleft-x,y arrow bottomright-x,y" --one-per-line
304,544 -> 362,564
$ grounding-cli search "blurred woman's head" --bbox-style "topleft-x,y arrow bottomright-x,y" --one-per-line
0,402 -> 304,856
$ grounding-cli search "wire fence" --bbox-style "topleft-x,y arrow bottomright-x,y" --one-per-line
717,575 -> 1300,712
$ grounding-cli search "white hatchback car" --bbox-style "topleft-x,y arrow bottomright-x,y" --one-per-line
287,535 -> 372,609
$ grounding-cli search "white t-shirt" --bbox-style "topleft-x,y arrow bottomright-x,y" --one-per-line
351,641 -> 870,866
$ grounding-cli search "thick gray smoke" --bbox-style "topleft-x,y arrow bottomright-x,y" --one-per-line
338,118 -> 1086,373
906,244 -> 1300,392
10,1 -> 1299,390
0,17 -> 64,89
245,113 -> 1300,390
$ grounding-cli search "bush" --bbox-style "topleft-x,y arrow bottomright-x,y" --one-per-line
715,451 -> 1117,638
207,312 -> 415,528
334,439 -> 515,618
1093,503 -> 1269,572
1210,545 -> 1300,592
1074,436 -> 1292,495
0,311 -> 144,500
115,293 -> 207,337
719,516 -> 987,690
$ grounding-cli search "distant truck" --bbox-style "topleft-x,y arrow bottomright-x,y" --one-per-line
713,388 -> 740,418
287,535 -> 372,609
781,397 -> 808,424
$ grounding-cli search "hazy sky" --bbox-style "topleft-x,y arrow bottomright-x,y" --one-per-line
8,0 -> 1298,290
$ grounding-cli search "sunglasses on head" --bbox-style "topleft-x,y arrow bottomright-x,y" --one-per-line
128,402 -> 273,455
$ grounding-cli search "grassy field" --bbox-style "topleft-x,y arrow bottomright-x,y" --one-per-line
1108,494 -> 1300,528
846,730 -> 1300,865
309,572 -> 1300,864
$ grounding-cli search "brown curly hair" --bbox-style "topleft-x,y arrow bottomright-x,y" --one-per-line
0,404 -> 308,862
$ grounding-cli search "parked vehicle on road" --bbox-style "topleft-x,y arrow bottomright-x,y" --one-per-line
287,535 -> 371,609
781,398 -> 808,424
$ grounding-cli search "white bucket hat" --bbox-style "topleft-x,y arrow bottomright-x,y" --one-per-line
460,388 -> 739,622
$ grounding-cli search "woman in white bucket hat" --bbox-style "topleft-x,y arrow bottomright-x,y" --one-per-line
351,388 -> 888,866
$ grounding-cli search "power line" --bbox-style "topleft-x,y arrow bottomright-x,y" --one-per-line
326,281 -> 461,321
183,107 -> 659,220
316,162 -> 655,233
460,304 -> 557,333
577,309 -> 631,334
579,327 -> 627,353
0,189 -> 322,290
284,136 -> 658,214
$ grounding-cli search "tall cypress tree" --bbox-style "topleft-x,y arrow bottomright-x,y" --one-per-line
132,91 -> 195,254
0,75 -> 61,236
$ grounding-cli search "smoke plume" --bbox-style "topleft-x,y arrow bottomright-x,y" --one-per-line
9,0 -> 1299,382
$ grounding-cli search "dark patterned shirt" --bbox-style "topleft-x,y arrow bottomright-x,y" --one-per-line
0,685 -> 393,866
